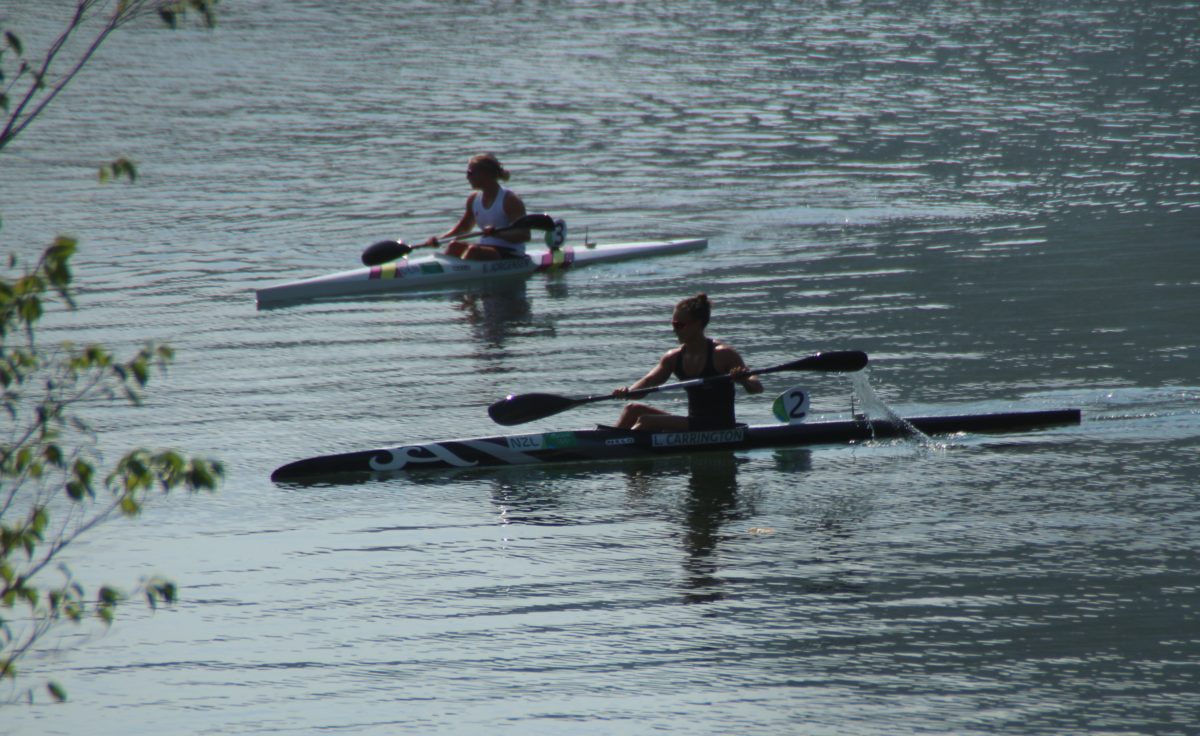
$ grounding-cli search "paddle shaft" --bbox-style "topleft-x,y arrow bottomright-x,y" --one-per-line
610,351 -> 865,401
422,213 -> 553,251
487,351 -> 868,426
362,214 -> 556,266
428,221 -> 528,249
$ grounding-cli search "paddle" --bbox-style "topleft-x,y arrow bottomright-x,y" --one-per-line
361,213 -> 559,266
487,350 -> 869,426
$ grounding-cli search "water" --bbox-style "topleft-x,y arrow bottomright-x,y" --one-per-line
2,1 -> 1198,733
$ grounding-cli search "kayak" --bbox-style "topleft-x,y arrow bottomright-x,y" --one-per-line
255,237 -> 708,305
269,408 -> 1082,482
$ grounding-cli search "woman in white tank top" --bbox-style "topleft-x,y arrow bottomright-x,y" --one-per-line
424,154 -> 530,260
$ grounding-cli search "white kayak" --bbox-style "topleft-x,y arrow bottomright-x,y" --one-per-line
255,237 -> 708,305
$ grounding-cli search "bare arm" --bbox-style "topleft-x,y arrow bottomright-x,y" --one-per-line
424,195 -> 476,247
714,344 -> 764,394
614,349 -> 677,397
442,194 -> 477,239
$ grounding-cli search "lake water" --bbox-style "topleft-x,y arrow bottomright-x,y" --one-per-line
2,1 -> 1198,734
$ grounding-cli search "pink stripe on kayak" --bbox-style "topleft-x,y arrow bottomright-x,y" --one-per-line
369,263 -> 400,280
537,248 -> 575,271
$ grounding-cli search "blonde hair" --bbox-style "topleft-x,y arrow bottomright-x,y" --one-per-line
469,153 -> 510,181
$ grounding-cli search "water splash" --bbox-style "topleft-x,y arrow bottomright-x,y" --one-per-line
851,372 -> 941,448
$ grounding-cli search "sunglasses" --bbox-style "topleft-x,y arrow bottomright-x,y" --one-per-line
672,320 -> 692,329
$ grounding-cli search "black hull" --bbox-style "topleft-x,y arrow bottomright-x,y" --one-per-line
270,409 -> 1082,482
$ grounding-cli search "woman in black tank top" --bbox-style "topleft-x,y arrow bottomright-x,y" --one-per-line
674,338 -> 737,430
613,294 -> 762,432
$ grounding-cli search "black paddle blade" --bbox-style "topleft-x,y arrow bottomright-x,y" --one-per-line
513,213 -> 556,231
762,350 -> 869,375
488,392 -> 586,426
361,240 -> 412,266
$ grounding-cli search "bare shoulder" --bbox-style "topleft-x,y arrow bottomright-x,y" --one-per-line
653,346 -> 683,372
503,189 -> 526,214
712,341 -> 747,370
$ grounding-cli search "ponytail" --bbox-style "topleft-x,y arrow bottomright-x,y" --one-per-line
676,293 -> 711,327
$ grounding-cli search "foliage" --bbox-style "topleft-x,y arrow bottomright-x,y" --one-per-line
1,1 -> 219,148
1,0 -> 223,705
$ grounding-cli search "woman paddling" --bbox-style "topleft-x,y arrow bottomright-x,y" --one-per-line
613,293 -> 763,431
423,153 -> 530,261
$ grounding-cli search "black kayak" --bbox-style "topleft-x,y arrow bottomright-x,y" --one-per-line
270,408 -> 1082,482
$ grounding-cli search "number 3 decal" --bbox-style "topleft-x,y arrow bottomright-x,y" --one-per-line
546,219 -> 567,250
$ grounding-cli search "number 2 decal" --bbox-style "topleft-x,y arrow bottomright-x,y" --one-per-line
772,386 -> 811,424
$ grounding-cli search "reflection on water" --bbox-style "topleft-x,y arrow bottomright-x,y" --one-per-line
453,280 -> 545,349
679,452 -> 747,604
772,447 -> 814,475
486,473 -> 573,529
404,451 -> 762,604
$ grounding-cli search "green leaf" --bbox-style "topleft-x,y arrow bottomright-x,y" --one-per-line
145,579 -> 177,609
188,459 -> 223,491
96,586 -> 122,626
13,446 -> 31,472
42,443 -> 64,466
130,356 -> 149,385
118,493 -> 141,516
98,157 -> 137,184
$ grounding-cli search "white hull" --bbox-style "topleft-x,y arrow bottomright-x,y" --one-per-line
256,238 -> 707,305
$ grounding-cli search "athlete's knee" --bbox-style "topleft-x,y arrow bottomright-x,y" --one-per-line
616,402 -> 648,429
